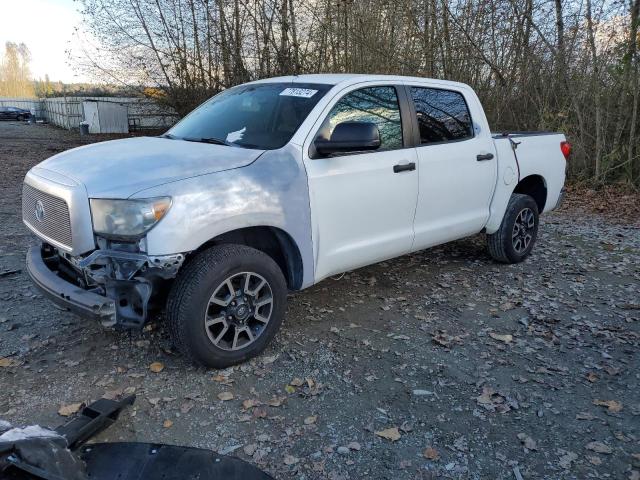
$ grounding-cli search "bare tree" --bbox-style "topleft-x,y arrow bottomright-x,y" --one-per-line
76,0 -> 640,184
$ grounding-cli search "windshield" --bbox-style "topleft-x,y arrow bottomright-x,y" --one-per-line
166,83 -> 332,150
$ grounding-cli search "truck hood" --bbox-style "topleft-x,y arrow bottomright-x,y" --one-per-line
34,136 -> 265,198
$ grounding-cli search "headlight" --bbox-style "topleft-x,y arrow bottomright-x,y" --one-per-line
90,197 -> 172,239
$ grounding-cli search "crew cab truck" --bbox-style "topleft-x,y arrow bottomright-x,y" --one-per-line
22,74 -> 569,367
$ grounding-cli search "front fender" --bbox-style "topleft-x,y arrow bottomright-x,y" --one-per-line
132,144 -> 315,288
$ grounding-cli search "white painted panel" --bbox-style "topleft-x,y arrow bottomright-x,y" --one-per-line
307,148 -> 419,281
404,82 -> 497,251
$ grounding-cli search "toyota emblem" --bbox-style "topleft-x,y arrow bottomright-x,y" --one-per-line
35,200 -> 45,222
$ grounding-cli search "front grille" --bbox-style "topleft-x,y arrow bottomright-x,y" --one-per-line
22,183 -> 73,248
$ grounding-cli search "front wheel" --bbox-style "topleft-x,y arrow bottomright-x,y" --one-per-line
166,244 -> 287,368
487,193 -> 539,263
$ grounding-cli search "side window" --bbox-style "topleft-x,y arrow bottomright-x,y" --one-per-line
410,87 -> 473,144
317,86 -> 403,151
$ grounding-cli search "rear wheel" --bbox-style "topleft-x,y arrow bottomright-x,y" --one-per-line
487,193 -> 539,263
167,244 -> 287,368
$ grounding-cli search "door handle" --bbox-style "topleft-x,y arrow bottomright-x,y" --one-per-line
393,162 -> 416,173
476,153 -> 494,161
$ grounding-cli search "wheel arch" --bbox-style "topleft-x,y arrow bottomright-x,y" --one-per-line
190,226 -> 304,290
513,174 -> 547,213
485,174 -> 548,234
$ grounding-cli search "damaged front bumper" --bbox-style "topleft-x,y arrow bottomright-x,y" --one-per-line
27,245 -> 118,325
26,244 -> 184,329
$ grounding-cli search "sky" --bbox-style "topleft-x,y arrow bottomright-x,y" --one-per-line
1,0 -> 87,83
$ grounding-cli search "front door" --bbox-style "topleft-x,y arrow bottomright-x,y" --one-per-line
304,85 -> 419,281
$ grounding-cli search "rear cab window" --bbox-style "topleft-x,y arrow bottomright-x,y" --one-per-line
409,87 -> 473,144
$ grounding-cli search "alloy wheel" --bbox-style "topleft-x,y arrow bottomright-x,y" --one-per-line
511,207 -> 535,253
204,272 -> 273,351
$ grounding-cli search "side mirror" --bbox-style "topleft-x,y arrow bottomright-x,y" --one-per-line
314,121 -> 381,156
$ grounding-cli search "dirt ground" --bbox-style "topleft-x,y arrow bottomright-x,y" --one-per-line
1,121 -> 639,480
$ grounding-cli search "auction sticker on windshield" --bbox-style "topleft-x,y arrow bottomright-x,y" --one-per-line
280,88 -> 318,98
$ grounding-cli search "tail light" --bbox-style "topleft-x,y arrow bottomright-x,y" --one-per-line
560,141 -> 572,160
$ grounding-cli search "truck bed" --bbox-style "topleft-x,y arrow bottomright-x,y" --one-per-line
484,131 -> 567,234
491,131 -> 561,139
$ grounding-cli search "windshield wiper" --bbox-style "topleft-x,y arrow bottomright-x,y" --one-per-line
183,136 -> 234,147
160,133 -> 176,139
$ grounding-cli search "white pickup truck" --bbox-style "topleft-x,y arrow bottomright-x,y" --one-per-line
22,74 -> 569,367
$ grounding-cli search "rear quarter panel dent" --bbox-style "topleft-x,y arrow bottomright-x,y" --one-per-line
486,135 -> 566,234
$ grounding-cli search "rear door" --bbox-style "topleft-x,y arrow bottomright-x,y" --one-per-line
405,83 -> 497,250
303,84 -> 419,281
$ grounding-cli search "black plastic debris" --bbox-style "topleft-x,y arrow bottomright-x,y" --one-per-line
0,395 -> 273,480
80,442 -> 273,480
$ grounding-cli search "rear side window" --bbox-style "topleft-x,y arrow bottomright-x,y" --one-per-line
410,87 -> 473,144
317,86 -> 403,150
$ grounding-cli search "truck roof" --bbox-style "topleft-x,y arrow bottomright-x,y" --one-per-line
249,73 -> 471,90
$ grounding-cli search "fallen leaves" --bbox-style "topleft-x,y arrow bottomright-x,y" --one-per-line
585,441 -> 612,454
284,377 -> 304,394
475,386 -> 515,413
517,433 -> 538,451
283,377 -> 322,396
593,399 -> 623,413
489,332 -> 513,344
242,399 -> 261,410
163,419 -> 173,428
212,374 -> 234,386
253,408 -> 268,419
180,401 -> 195,414
576,412 -> 595,420
303,415 -> 317,425
102,388 -> 124,400
431,330 -> 466,348
558,451 -> 578,469
58,402 -> 83,417
217,392 -> 234,401
375,427 -> 401,442
283,454 -> 299,465
423,447 -> 439,460
0,357 -> 16,367
149,362 -> 164,373
261,354 -> 278,365
268,396 -> 287,407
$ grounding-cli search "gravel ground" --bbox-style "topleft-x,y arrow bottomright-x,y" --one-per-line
1,121 -> 639,480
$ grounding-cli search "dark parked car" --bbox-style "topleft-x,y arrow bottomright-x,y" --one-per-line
0,106 -> 32,121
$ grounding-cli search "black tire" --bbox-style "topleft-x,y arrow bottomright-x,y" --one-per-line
487,193 -> 539,263
166,244 -> 287,368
